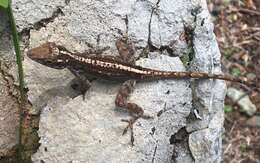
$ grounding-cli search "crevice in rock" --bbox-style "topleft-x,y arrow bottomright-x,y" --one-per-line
151,144 -> 158,163
150,44 -> 174,55
186,78 -> 208,125
65,0 -> 70,5
20,0 -> 71,49
185,6 -> 213,127
0,61 -> 20,100
20,29 -> 31,49
150,127 -> 156,135
191,6 -> 203,23
147,0 -> 160,52
179,24 -> 195,67
141,0 -> 184,57
0,5 -> 70,161
169,127 -> 188,144
179,5 -> 202,67
156,102 -> 166,117
0,61 -> 39,163
124,15 -> 129,34
32,7 -> 64,31
19,7 -> 65,50
169,127 -> 193,162
19,0 -> 71,38
1,61 -> 40,162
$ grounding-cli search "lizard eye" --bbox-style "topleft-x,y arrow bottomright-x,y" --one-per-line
51,47 -> 60,56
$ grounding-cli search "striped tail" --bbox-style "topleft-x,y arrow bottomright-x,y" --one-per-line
142,70 -> 256,87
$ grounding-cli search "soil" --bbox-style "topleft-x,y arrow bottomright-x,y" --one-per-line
207,0 -> 260,162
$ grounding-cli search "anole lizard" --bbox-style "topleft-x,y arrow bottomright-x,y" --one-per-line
27,37 -> 256,145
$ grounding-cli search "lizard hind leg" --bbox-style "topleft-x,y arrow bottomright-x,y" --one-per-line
115,80 -> 152,146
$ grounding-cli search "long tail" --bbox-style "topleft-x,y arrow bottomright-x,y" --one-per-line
141,70 -> 256,87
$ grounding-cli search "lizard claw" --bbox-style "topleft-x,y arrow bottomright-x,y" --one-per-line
121,118 -> 136,146
121,119 -> 130,135
81,90 -> 87,100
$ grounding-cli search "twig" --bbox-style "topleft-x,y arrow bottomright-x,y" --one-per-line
241,27 -> 260,32
234,40 -> 254,46
238,8 -> 260,16
224,143 -> 232,154
229,121 -> 236,135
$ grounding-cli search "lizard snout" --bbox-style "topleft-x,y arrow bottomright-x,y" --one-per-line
27,42 -> 57,60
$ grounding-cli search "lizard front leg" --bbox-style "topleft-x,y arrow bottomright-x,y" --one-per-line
69,68 -> 92,100
115,80 -> 152,145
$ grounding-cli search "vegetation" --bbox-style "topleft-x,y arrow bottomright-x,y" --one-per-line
0,0 -> 26,161
208,0 -> 259,162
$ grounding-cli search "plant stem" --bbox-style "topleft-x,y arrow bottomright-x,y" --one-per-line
7,2 -> 26,160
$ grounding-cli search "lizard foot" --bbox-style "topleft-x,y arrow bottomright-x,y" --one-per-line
115,80 -> 154,146
71,82 -> 90,100
121,118 -> 138,146
121,114 -> 153,146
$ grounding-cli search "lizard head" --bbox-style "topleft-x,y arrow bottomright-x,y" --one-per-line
27,42 -> 71,69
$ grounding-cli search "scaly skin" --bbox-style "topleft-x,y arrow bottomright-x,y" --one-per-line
27,39 -> 256,145
27,42 -> 255,86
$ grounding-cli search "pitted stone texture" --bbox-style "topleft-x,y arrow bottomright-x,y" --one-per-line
63,0 -> 128,49
149,0 -> 192,55
31,55 -> 192,163
0,11 -> 16,62
0,11 -> 19,157
10,0 -> 226,162
12,0 -> 66,31
62,0 -> 191,54
23,56 -> 77,114
0,68 -> 19,157
186,1 -> 226,162
189,89 -> 225,163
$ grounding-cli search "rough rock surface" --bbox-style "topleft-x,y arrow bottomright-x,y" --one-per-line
0,64 -> 19,157
0,11 -> 19,157
30,54 -> 192,162
0,0 -> 226,162
227,87 -> 256,116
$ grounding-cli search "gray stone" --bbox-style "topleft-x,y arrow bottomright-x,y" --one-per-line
227,87 -> 256,116
185,1 -> 226,162
23,56 -> 77,114
0,10 -> 19,157
0,11 -> 16,62
0,0 -> 226,162
31,54 -> 192,163
0,65 -> 19,157
12,0 -> 67,31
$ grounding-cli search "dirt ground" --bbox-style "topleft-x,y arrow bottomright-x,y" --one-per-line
207,0 -> 260,162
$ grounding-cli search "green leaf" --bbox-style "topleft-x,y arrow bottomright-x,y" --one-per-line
231,68 -> 241,77
0,0 -> 9,9
6,1 -> 26,160
240,143 -> 247,152
224,105 -> 233,113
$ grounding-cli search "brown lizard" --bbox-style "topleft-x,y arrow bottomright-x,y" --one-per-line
27,37 -> 256,145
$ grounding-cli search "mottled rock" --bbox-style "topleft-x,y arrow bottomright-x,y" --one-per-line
0,11 -> 19,157
0,65 -> 19,157
227,87 -> 256,116
0,0 -> 226,162
31,55 -> 191,162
